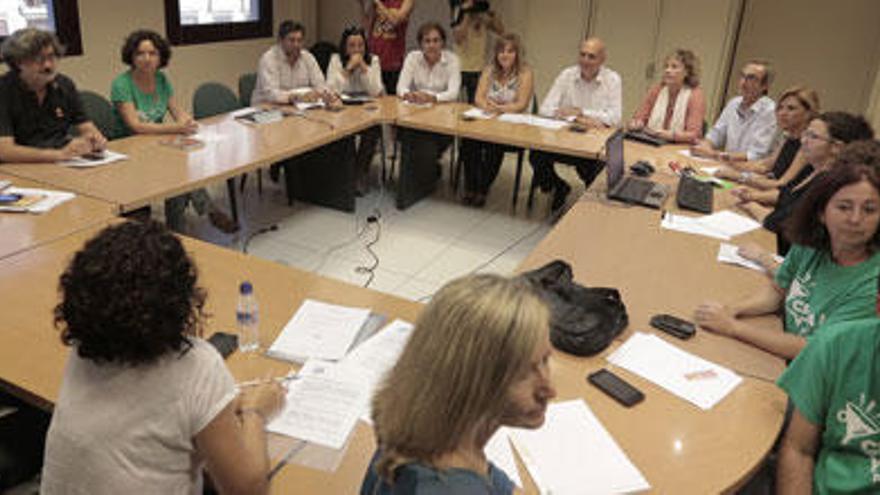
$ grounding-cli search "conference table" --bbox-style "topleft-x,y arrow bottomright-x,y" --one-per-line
0,173 -> 116,260
0,100 -> 788,493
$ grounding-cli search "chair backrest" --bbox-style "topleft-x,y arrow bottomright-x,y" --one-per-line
79,90 -> 123,140
309,41 -> 338,75
238,72 -> 257,107
192,82 -> 240,119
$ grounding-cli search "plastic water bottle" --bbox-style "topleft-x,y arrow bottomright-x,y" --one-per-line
236,281 -> 260,353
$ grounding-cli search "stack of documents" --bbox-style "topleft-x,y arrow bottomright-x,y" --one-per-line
485,428 -> 523,489
607,333 -> 742,410
508,400 -> 650,494
266,299 -> 372,363
661,209 -> 761,240
266,359 -> 370,449
0,187 -> 75,213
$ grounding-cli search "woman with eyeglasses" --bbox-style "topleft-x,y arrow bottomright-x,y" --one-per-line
695,154 -> 880,361
732,112 -> 874,257
460,33 -> 532,207
716,86 -> 819,191
327,25 -> 384,194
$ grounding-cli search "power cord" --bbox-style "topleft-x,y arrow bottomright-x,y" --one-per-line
356,215 -> 382,288
242,224 -> 279,254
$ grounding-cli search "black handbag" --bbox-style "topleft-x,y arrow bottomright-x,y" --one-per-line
520,260 -> 628,356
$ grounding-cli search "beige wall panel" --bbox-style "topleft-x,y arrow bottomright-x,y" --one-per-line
727,0 -> 880,116
9,0 -> 312,113
588,0 -> 660,120
653,0 -> 740,120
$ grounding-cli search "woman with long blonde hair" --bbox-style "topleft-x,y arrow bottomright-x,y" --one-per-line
361,274 -> 555,494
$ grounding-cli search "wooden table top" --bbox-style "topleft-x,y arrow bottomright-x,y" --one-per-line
0,173 -> 116,260
0,97 -> 612,212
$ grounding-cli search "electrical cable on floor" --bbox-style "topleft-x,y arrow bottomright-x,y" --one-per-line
355,214 -> 381,288
241,224 -> 279,254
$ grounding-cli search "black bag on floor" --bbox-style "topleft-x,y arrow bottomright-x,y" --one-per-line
520,260 -> 628,356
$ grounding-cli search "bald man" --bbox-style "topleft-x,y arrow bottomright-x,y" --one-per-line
530,37 -> 622,211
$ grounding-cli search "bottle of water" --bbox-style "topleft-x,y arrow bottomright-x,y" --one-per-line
236,281 -> 260,353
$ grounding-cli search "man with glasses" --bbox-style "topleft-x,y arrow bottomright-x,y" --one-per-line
692,60 -> 777,163
0,28 -> 106,162
529,36 -> 622,211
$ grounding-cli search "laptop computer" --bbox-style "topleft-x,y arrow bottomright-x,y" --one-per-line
605,129 -> 669,209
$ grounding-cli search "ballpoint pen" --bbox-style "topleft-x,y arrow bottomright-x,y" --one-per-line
236,373 -> 299,389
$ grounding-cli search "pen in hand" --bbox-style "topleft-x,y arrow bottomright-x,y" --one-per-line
236,373 -> 299,389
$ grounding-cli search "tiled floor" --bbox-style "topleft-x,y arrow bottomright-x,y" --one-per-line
174,148 -> 590,302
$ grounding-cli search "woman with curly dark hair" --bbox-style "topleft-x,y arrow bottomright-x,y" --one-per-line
41,221 -> 285,494
111,29 -> 238,234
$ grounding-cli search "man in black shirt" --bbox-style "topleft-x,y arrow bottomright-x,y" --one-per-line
0,28 -> 106,162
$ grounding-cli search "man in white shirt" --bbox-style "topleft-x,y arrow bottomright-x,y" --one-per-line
252,20 -> 334,106
529,37 -> 622,211
396,25 -> 461,103
691,60 -> 777,162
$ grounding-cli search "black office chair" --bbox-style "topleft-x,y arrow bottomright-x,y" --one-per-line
192,82 -> 242,223
309,41 -> 338,74
237,73 -> 264,196
79,90 -> 124,141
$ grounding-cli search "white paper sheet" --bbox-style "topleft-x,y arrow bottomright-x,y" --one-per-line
698,210 -> 761,238
498,113 -> 569,130
717,243 -> 766,272
607,333 -> 743,410
508,400 -> 650,494
295,101 -> 325,111
462,107 -> 494,120
700,166 -> 720,176
0,187 -> 75,213
676,148 -> 718,163
485,428 -> 523,488
267,299 -> 371,362
337,319 -> 414,421
661,212 -> 730,240
266,359 -> 369,449
58,149 -> 127,168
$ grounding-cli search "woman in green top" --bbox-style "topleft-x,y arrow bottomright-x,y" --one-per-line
111,30 -> 237,233
694,158 -> 880,360
777,316 -> 880,493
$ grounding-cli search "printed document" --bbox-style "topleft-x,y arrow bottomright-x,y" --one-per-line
267,299 -> 371,362
607,333 -> 742,410
508,400 -> 650,494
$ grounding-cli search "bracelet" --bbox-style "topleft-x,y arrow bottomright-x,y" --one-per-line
740,171 -> 751,183
238,408 -> 267,422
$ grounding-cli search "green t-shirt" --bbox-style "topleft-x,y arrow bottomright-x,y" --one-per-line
110,71 -> 173,135
774,244 -> 880,337
777,319 -> 880,493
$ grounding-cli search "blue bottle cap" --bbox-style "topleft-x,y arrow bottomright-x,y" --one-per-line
239,281 -> 253,294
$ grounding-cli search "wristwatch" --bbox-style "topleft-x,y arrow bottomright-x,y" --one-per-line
740,171 -> 752,183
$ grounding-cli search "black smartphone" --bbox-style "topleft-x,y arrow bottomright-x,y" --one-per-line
650,314 -> 696,340
587,369 -> 644,407
568,124 -> 587,133
207,332 -> 238,359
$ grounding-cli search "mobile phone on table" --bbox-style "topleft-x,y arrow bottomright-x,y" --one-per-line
650,314 -> 696,340
208,332 -> 238,359
587,368 -> 644,407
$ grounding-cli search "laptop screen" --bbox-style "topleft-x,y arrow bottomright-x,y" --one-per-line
605,129 -> 625,192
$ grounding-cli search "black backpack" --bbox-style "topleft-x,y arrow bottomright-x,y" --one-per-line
520,260 -> 628,356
